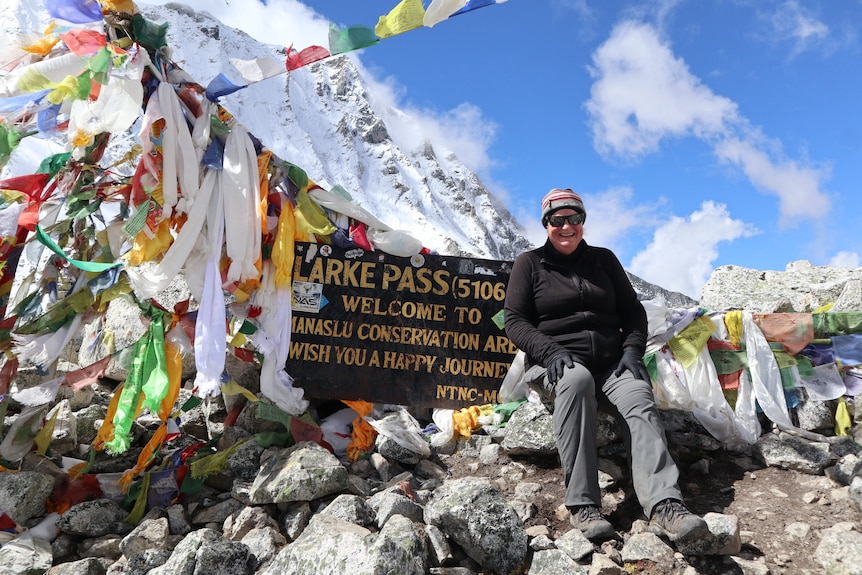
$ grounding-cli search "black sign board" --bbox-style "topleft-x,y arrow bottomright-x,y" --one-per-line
287,242 -> 518,408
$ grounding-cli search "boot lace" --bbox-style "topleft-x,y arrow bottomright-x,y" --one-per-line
574,505 -> 604,523
654,499 -> 691,524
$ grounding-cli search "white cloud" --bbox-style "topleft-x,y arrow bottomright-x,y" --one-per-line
166,0 -> 331,49
713,138 -> 831,223
628,201 -> 759,299
585,20 -> 832,227
763,0 -> 829,56
828,251 -> 861,269
581,186 -> 655,252
585,20 -> 738,159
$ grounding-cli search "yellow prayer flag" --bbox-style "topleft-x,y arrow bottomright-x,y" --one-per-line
221,379 -> 260,403
724,311 -> 743,348
667,314 -> 717,369
375,0 -> 426,39
34,407 -> 60,455
835,397 -> 852,436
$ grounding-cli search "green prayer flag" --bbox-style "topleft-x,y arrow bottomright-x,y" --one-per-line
37,152 -> 72,176
328,23 -> 380,55
124,471 -> 151,524
141,312 -> 170,415
105,334 -> 149,454
132,14 -> 169,51
122,200 -> 151,238
87,48 -> 111,85
35,225 -> 120,273
709,348 -> 748,374
794,355 -> 815,378
813,312 -> 862,337
0,123 -> 23,169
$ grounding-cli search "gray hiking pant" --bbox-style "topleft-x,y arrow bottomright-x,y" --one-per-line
526,361 -> 682,517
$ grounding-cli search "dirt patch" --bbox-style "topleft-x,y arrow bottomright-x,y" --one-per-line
437,437 -> 858,574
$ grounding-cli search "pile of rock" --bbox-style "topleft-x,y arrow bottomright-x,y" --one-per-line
3,259 -> 862,574
1,381 -> 861,575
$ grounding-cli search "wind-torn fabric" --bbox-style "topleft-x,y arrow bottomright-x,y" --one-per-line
67,49 -> 145,157
222,124 -> 262,284
205,73 -> 246,102
252,262 -> 308,415
10,376 -> 63,406
193,171 -> 227,399
155,78 -> 200,220
125,168 -> 215,300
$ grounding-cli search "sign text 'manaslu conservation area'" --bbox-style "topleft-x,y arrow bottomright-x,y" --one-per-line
286,242 -> 518,408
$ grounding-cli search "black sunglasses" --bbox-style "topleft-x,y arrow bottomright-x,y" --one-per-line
547,213 -> 585,227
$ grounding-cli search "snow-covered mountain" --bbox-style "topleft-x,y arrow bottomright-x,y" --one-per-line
142,3 -> 534,261
1,1 -> 532,260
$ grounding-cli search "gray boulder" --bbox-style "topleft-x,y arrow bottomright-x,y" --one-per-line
249,441 -> 349,504
147,528 -> 255,575
424,477 -> 528,575
56,499 -> 129,538
0,471 -> 54,524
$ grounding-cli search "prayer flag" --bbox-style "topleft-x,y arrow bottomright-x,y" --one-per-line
667,315 -> 717,368
424,0 -> 468,27
36,104 -> 59,138
35,225 -> 121,272
64,356 -> 111,390
286,44 -> 330,71
0,90 -> 49,113
60,28 -> 107,55
799,362 -> 846,401
205,73 -> 247,102
375,0 -> 426,39
832,333 -> 862,367
752,313 -> 813,355
229,56 -> 284,83
44,0 -> 102,24
329,23 -> 380,56
452,0 -> 507,17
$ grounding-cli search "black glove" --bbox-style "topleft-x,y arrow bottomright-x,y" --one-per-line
545,351 -> 577,387
614,348 -> 650,382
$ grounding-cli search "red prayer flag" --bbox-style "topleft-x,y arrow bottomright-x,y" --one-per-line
59,28 -> 107,55
64,356 -> 112,390
0,173 -> 50,199
286,44 -> 331,71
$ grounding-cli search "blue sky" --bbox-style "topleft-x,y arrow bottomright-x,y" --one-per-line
150,1 -> 861,298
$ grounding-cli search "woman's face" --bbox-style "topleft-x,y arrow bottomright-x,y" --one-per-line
546,208 -> 584,255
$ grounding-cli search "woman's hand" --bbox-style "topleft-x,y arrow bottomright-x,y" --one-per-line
614,349 -> 650,382
546,351 -> 577,387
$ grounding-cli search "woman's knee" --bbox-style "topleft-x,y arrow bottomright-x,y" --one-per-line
555,364 -> 595,397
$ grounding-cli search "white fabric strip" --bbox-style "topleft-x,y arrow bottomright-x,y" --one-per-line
252,262 -> 308,415
222,124 -> 261,283
156,79 -> 199,219
126,169 -> 216,300
193,170 -> 227,398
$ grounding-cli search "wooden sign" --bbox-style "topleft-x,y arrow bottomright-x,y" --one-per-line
287,242 -> 518,408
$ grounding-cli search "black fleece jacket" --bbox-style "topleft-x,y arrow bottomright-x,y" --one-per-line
504,239 -> 647,375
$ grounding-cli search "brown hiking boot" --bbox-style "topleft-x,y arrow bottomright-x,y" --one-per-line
649,499 -> 709,541
569,505 -> 615,540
